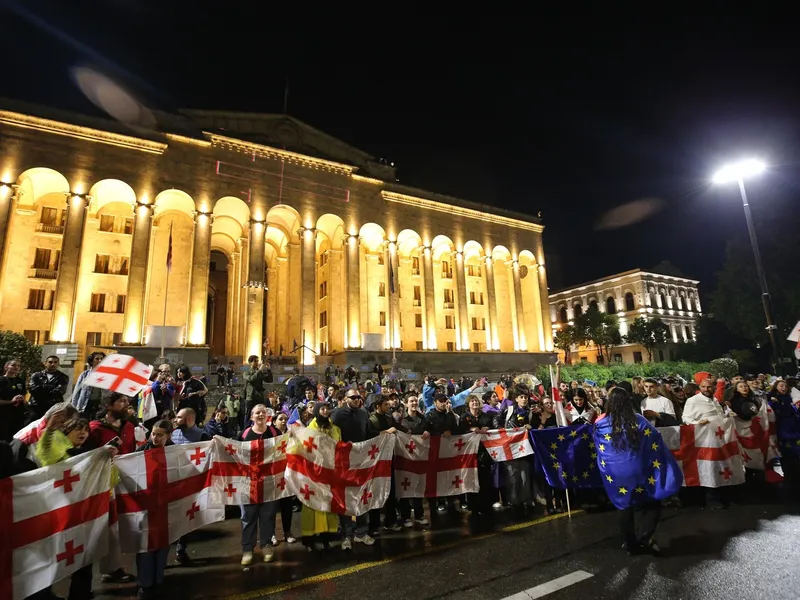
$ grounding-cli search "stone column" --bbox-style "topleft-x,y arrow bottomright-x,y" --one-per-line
328,248 -> 344,353
50,193 -> 90,342
275,256 -> 288,354
299,227 -> 317,365
225,252 -> 239,354
187,211 -> 212,345
484,256 -> 498,350
421,246 -> 437,350
385,241 -> 400,348
344,234 -> 361,348
534,230 -> 553,351
453,250 -> 469,350
266,263 -> 276,355
0,184 -> 15,296
245,220 -> 266,360
287,243 -> 301,354
122,200 -> 154,344
511,259 -> 526,351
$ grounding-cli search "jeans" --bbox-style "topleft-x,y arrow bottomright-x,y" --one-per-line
278,496 -> 294,537
618,501 -> 661,547
136,548 -> 169,589
340,513 -> 368,539
241,501 -> 278,551
399,498 -> 425,521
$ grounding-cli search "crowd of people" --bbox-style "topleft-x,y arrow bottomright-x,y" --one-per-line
2,351 -> 800,600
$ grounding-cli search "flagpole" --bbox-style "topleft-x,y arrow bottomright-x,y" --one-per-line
159,223 -> 172,363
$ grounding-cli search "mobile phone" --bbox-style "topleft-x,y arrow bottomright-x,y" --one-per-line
106,436 -> 122,449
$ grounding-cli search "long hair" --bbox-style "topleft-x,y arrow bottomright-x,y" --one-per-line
605,387 -> 641,452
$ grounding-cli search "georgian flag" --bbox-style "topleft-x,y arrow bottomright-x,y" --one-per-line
210,435 -> 291,505
84,354 -> 153,397
285,427 -> 393,516
482,428 -> 533,462
0,448 -> 114,600
114,441 -> 224,553
393,432 -> 480,498
733,402 -> 780,472
659,419 -> 745,488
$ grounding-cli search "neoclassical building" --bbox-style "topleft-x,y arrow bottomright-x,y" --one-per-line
549,269 -> 701,364
0,99 -> 553,373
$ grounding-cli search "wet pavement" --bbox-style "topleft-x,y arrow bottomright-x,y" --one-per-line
54,494 -> 800,600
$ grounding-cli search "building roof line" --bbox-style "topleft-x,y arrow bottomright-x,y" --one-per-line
550,269 -> 699,296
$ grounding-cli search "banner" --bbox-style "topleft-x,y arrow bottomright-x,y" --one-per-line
210,434 -> 291,505
659,419 -> 745,487
393,432 -> 480,498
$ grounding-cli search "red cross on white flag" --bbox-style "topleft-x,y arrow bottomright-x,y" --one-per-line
659,419 -> 745,488
114,441 -> 224,553
733,402 -> 780,472
393,431 -> 480,498
481,429 -> 533,462
210,434 -> 291,505
285,426 -> 393,516
84,354 -> 153,397
0,448 -> 114,600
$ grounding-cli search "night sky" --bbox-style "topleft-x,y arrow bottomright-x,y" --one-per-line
3,2 -> 800,295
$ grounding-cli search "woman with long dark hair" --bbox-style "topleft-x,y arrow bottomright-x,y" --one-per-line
594,387 -> 682,555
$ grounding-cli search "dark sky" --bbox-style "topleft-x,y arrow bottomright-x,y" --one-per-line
3,2 -> 800,295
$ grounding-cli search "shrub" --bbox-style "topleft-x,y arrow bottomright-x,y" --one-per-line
0,330 -> 43,380
535,360 -> 714,388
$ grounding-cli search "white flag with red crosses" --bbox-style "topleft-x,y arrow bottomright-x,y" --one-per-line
481,428 -> 534,462
114,441 -> 224,553
210,434 -> 291,505
733,402 -> 780,472
393,432 -> 480,498
84,354 -> 153,397
0,448 -> 114,600
285,427 -> 394,516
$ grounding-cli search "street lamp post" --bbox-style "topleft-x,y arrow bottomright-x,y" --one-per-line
712,159 -> 782,372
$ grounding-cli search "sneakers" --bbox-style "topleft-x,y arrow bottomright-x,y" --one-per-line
403,519 -> 413,528
137,588 -> 155,600
415,517 -> 429,526
271,535 -> 278,546
101,569 -> 135,583
437,503 -> 447,512
383,523 -> 403,532
241,551 -> 253,566
263,550 -> 275,563
492,502 -> 503,510
354,534 -> 375,546
342,537 -> 353,551
286,536 -> 297,544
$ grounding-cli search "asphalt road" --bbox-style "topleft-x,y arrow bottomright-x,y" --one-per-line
64,497 -> 799,600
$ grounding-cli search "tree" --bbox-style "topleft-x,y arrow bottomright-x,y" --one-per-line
553,325 -> 578,365
574,305 -> 622,364
0,330 -> 43,380
625,317 -> 669,362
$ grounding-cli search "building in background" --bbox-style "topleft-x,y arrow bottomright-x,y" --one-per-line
0,99 -> 554,376
549,269 -> 701,364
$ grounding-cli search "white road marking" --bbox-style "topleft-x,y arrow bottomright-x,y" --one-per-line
500,570 -> 594,600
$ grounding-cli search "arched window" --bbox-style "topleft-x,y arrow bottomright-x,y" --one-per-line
624,292 -> 635,311
573,303 -> 583,317
660,293 -> 667,309
589,299 -> 598,311
606,296 -> 616,313
559,307 -> 568,323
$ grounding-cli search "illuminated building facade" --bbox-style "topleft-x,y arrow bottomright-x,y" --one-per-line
0,99 -> 553,372
549,269 -> 701,364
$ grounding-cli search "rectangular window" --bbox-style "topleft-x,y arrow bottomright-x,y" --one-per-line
378,282 -> 386,297
23,330 -> 40,344
415,341 -> 424,351
467,265 -> 482,277
411,256 -> 420,275
580,357 -> 589,363
43,330 -> 50,343
319,311 -> 328,327
90,293 -> 106,313
86,332 -> 102,346
613,353 -> 623,363
319,281 -> 328,299
446,342 -> 455,351
445,315 -> 455,329
379,311 -> 386,326
442,261 -> 452,278
443,289 -> 454,303
40,207 -> 60,226
27,289 -> 52,310
112,332 -> 122,345
319,252 -> 329,267
99,215 -> 115,232
658,349 -> 665,362
469,291 -> 484,305
33,248 -> 51,269
123,218 -> 134,235
415,313 -> 422,327
633,351 -> 643,364
413,286 -> 421,300
377,254 -> 384,265
115,294 -> 126,313
471,317 -> 486,330
95,254 -> 110,274
473,342 -> 483,352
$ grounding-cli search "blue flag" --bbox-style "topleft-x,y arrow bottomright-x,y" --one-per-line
593,414 -> 683,509
287,406 -> 301,426
530,424 -> 603,489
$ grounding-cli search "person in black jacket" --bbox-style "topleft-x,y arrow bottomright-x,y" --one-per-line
398,394 -> 430,526
27,355 -> 69,423
425,393 -> 462,514
459,394 -> 497,515
368,395 -> 400,532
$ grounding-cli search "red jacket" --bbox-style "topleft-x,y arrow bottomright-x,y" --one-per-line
88,419 -> 137,454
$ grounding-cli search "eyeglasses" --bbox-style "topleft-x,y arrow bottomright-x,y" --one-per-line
347,395 -> 362,400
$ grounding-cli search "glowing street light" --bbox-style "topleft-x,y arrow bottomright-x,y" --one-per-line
712,158 -> 782,371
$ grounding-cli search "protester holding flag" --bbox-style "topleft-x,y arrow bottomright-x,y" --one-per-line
71,352 -> 106,420
267,412 -> 297,544
459,394 -> 496,515
88,392 -> 138,455
593,387 -> 683,555
302,402 -> 342,551
768,379 -> 800,500
499,386 -> 535,515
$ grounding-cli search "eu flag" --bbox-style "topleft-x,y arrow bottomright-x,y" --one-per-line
593,413 -> 683,509
530,424 -> 603,489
